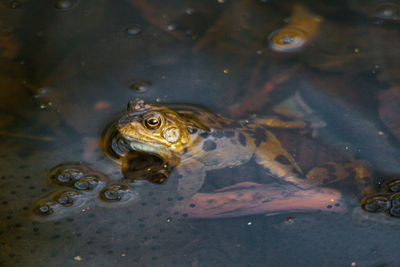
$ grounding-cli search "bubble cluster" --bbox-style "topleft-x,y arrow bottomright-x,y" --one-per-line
361,177 -> 400,217
32,190 -> 84,217
31,154 -> 169,218
31,116 -> 177,219
48,163 -> 105,191
32,163 -> 124,218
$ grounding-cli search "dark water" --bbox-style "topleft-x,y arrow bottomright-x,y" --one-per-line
1,0 -> 400,266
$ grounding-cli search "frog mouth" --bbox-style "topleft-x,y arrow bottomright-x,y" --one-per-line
120,135 -> 174,161
128,139 -> 162,152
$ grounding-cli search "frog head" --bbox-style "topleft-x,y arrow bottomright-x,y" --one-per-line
117,98 -> 207,160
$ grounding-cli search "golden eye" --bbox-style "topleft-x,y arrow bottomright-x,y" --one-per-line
144,116 -> 161,129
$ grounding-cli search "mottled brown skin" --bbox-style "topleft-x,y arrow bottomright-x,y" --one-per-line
117,98 -> 371,200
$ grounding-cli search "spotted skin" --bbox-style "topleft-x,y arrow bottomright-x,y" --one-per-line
117,98 -> 373,200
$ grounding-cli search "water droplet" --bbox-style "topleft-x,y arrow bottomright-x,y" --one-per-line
129,80 -> 151,93
54,0 -> 76,10
125,25 -> 142,35
268,28 -> 307,52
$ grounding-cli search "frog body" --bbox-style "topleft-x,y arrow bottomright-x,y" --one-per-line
117,98 -> 370,200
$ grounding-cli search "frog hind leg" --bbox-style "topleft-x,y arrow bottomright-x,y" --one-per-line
305,161 -> 395,216
306,161 -> 374,193
254,131 -> 307,187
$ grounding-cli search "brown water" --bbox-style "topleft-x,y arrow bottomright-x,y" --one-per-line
1,0 -> 400,266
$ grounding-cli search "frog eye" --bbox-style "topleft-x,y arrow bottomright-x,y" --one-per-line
144,116 -> 161,129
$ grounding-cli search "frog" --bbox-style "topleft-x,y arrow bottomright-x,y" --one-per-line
117,98 -> 374,205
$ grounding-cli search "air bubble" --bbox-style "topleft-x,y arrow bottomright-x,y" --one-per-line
54,0 -> 77,10
268,28 -> 307,52
129,80 -> 151,93
74,175 -> 102,191
386,179 -> 400,192
55,190 -> 82,207
48,165 -> 85,186
361,195 -> 390,213
125,25 -> 142,35
99,184 -> 132,202
374,3 -> 400,20
32,201 -> 56,216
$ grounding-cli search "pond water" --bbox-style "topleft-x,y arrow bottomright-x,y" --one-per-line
1,0 -> 400,266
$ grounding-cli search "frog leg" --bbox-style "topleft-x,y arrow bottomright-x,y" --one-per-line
306,161 -> 374,195
254,131 -> 308,187
176,158 -> 206,200
305,161 -> 395,216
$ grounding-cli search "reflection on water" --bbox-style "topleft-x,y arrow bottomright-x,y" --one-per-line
2,0 -> 400,266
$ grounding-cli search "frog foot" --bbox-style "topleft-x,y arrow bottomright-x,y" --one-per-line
361,178 -> 400,217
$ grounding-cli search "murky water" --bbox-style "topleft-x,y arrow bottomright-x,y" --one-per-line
1,0 -> 400,266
